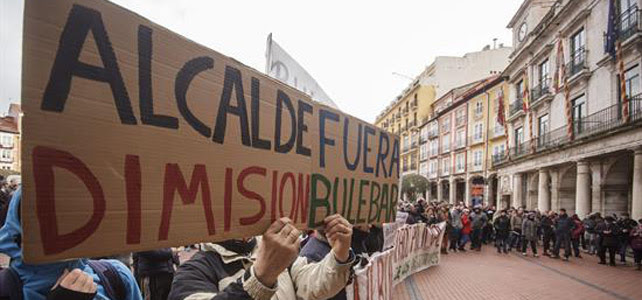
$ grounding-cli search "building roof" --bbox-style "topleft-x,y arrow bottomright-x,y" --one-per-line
0,116 -> 18,134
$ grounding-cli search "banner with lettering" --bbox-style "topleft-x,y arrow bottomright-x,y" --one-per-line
346,222 -> 446,300
21,0 -> 399,263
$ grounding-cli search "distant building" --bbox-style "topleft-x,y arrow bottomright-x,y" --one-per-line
0,104 -> 21,172
419,76 -> 509,205
375,46 -> 511,179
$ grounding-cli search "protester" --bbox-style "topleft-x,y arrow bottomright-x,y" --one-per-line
616,213 -> 638,264
494,210 -> 510,254
469,205 -> 488,251
168,215 -> 354,300
0,189 -> 143,300
482,206 -> 495,244
521,212 -> 539,257
133,249 -> 179,300
508,208 -> 524,252
630,219 -> 642,271
540,211 -> 556,256
551,208 -> 575,261
570,214 -> 585,258
596,216 -> 621,266
583,213 -> 598,256
449,205 -> 463,252
459,209 -> 472,251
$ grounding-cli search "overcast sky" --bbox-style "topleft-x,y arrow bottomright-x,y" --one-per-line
0,0 -> 522,122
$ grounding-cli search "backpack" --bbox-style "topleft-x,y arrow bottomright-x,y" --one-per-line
0,260 -> 126,300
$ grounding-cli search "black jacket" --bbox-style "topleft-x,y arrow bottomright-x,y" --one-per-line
133,249 -> 177,278
494,216 -> 511,238
554,214 -> 575,237
596,222 -> 621,247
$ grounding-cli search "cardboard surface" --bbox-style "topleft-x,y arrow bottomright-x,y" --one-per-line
22,0 -> 399,263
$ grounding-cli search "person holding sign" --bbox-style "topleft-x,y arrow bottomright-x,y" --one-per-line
168,215 -> 354,300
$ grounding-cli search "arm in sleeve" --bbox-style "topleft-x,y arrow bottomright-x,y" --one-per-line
290,250 -> 355,300
168,253 -> 262,300
111,259 -> 143,300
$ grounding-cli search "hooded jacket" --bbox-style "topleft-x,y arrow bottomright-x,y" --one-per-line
0,189 -> 142,300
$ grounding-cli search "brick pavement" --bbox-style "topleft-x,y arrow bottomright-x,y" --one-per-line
393,246 -> 642,300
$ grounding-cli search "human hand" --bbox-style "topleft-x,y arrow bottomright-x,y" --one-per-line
47,269 -> 97,300
324,214 -> 353,263
253,218 -> 300,287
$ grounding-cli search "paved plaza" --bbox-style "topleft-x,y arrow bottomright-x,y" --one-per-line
393,246 -> 642,300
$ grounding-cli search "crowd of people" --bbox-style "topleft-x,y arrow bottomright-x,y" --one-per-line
0,187 -> 385,300
397,198 -> 642,269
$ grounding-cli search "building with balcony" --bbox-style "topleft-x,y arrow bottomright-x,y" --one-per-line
0,104 -> 22,172
418,76 -> 509,205
375,45 -> 512,179
495,0 -> 642,220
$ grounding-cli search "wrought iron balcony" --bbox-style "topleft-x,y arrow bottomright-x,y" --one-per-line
495,95 -> 642,166
567,48 -> 587,78
509,100 -> 523,116
620,5 -> 640,41
531,78 -> 551,104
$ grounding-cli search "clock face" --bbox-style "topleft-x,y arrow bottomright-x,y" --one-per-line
518,22 -> 527,42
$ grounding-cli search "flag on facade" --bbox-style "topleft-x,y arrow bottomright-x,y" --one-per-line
497,89 -> 511,160
605,0 -> 630,123
497,89 -> 506,126
522,70 -> 530,112
553,36 -> 564,93
265,33 -> 339,109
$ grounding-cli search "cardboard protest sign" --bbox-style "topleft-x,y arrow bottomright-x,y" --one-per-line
21,0 -> 399,263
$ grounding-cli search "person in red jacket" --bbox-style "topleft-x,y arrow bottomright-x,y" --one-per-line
571,214 -> 585,258
459,209 -> 472,252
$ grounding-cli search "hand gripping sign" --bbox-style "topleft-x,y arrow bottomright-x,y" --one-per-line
21,0 -> 400,263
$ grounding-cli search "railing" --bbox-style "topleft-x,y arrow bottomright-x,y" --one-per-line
567,47 -> 587,77
509,100 -> 523,116
495,95 -> 642,165
468,135 -> 484,145
620,5 -> 640,41
531,78 -> 551,104
468,162 -> 483,172
491,126 -> 505,138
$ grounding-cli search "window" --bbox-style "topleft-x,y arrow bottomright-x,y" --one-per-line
442,157 -> 451,175
473,123 -> 483,141
473,150 -> 483,167
411,131 -> 418,146
1,135 -> 12,147
441,117 -> 451,132
420,144 -> 428,160
420,162 -> 428,176
514,127 -> 524,147
429,160 -> 436,174
1,149 -> 12,160
455,153 -> 465,173
403,135 -> 409,151
570,28 -> 586,68
475,101 -> 483,116
410,154 -> 417,170
403,157 -> 408,172
455,109 -> 465,125
456,129 -> 466,148
516,80 -> 524,100
620,0 -> 638,37
572,95 -> 586,134
442,133 -> 451,153
624,65 -> 640,98
420,126 -> 428,141
539,59 -> 549,88
431,122 -> 439,136
430,140 -> 439,156
538,114 -> 549,136
494,120 -> 505,136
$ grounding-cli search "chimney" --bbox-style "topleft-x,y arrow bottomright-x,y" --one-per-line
482,45 -> 491,51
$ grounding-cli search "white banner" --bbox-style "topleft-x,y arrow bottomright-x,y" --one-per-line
347,222 -> 446,300
265,34 -> 338,109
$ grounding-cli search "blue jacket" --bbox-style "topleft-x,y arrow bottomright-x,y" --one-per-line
0,188 -> 142,300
